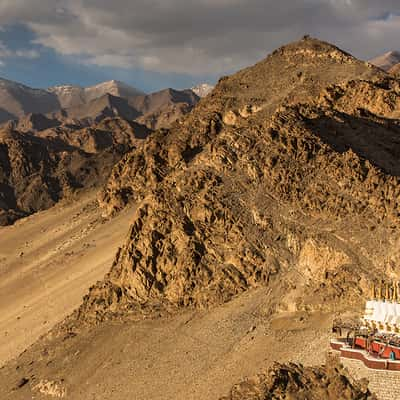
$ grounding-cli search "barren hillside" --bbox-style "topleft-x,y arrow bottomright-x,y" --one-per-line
0,37 -> 398,400
82,37 -> 392,322
129,88 -> 199,130
0,79 -> 60,122
0,190 -> 135,366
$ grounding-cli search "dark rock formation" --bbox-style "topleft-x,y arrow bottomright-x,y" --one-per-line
0,118 -> 151,225
220,362 -> 375,400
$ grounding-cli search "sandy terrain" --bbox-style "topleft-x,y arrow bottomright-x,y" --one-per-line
0,191 -> 134,367
0,287 -> 333,400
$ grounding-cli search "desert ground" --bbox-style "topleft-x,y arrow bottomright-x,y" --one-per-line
0,285 -> 333,399
0,190 -> 135,367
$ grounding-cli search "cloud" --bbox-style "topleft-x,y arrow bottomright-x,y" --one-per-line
0,40 -> 40,66
14,49 -> 40,59
0,0 -> 399,75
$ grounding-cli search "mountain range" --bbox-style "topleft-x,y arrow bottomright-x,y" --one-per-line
0,117 -> 151,225
2,37 -> 400,400
0,78 -> 60,121
0,77 -> 211,225
48,80 -> 145,109
0,78 -> 213,128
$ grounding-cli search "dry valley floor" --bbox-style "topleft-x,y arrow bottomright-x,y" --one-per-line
0,191 -> 135,367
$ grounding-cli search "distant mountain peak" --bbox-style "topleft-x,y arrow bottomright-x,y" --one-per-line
383,50 -> 400,57
85,80 -> 144,93
369,50 -> 400,71
0,77 -> 60,120
191,83 -> 214,97
47,80 -> 145,109
0,76 -> 199,128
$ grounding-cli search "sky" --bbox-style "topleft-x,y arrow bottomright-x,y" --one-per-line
0,0 -> 399,93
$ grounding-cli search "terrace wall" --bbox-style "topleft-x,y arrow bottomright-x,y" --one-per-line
341,357 -> 400,400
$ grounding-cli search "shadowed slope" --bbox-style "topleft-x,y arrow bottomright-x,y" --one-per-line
0,118 -> 150,225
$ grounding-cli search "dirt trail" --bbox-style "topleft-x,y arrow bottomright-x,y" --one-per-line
0,191 -> 134,366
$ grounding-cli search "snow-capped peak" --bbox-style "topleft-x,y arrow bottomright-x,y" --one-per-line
191,83 -> 214,98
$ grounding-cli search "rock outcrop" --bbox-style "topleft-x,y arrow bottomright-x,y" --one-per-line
191,83 -> 214,98
389,63 -> 400,78
220,362 -> 375,400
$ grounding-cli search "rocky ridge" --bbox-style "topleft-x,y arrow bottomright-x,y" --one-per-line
56,93 -> 140,123
48,80 -> 145,109
73,37 -> 400,324
0,78 -> 60,122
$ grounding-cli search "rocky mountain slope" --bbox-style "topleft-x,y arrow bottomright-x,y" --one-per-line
57,93 -> 140,123
0,285 -> 341,399
1,36 -> 398,400
389,62 -> 400,77
72,37 -> 392,324
0,83 -> 200,225
129,88 -> 199,129
369,50 -> 400,71
0,117 -> 150,225
48,80 -> 145,109
0,78 -> 60,123
52,87 -> 199,129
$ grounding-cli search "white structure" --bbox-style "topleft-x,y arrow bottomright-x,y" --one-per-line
364,300 -> 400,333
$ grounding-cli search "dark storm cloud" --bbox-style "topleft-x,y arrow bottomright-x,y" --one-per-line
0,0 -> 399,74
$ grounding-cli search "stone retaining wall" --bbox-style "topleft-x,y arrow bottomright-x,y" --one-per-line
341,357 -> 400,400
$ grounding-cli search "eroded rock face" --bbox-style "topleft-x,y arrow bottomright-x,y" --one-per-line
220,362 -> 375,400
99,37 -> 385,217
78,38 -> 400,322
